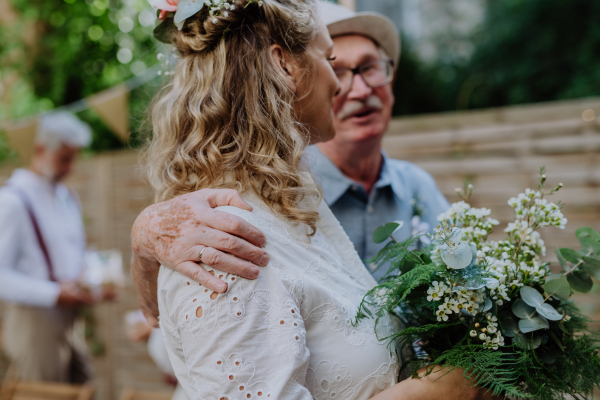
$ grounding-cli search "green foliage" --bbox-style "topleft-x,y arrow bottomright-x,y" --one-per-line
0,0 -> 161,156
392,0 -> 600,116
356,224 -> 600,398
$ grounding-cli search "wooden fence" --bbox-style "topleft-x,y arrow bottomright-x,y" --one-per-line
0,96 -> 599,398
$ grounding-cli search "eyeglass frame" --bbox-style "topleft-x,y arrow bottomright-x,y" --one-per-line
333,58 -> 395,97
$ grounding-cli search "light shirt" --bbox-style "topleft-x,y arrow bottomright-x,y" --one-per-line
158,193 -> 398,400
0,169 -> 86,307
306,146 -> 450,282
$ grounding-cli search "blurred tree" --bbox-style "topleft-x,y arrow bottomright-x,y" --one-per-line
392,0 -> 600,115
465,0 -> 600,109
0,0 -> 161,153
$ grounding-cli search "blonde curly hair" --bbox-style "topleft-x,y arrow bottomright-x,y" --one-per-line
143,0 -> 322,235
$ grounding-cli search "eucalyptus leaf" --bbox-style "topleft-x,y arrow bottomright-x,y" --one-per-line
483,297 -> 493,312
578,235 -> 600,254
536,303 -> 563,321
512,299 -> 536,319
514,333 -> 542,350
520,286 -> 544,307
174,0 -> 206,25
373,221 -> 404,244
555,247 -> 569,271
519,316 -> 549,333
560,248 -> 582,264
440,242 -> 474,269
543,278 -> 571,300
567,270 -> 593,293
582,256 -> 600,280
576,227 -> 600,243
502,318 -> 519,338
545,273 -> 563,282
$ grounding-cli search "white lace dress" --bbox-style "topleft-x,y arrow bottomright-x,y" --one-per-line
157,195 -> 400,400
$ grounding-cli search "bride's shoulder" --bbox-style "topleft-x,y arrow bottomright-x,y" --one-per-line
215,196 -> 309,247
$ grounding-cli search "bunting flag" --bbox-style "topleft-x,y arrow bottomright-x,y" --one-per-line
1,118 -> 38,165
85,84 -> 130,143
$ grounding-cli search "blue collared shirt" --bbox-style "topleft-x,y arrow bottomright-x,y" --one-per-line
306,146 -> 450,282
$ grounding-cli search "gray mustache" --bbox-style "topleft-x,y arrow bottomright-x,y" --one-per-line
336,96 -> 384,120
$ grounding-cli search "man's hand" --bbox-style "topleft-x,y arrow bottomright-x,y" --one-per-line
131,188 -> 269,326
56,282 -> 94,308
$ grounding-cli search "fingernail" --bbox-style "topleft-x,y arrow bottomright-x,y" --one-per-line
220,283 -> 228,293
260,255 -> 269,266
249,267 -> 259,279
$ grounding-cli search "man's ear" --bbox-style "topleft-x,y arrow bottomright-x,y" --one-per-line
269,44 -> 297,93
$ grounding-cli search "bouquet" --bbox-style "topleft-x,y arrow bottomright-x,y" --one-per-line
356,170 -> 600,399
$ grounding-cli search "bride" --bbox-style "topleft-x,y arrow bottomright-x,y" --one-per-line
141,0 -> 497,398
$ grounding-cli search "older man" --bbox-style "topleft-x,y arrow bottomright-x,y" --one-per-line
0,112 -> 94,383
131,1 -> 448,321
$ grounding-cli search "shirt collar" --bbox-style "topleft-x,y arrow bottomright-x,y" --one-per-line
305,146 -> 353,206
305,146 -> 405,205
9,168 -> 60,197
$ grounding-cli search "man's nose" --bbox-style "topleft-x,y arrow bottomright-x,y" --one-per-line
347,73 -> 373,100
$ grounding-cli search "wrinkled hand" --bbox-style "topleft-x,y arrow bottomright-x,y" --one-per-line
371,365 -> 503,400
131,189 -> 269,326
56,281 -> 94,308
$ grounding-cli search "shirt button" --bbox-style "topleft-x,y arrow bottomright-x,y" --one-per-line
367,205 -> 374,214
352,185 -> 359,191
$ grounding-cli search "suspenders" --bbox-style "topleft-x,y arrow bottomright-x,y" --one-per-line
7,186 -> 57,282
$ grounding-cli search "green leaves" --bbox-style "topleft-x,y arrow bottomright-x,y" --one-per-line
582,256 -> 600,280
519,317 -> 549,333
559,248 -> 582,264
543,277 -> 571,300
553,227 -> 600,293
512,299 -> 536,319
373,221 -> 403,244
512,287 -> 562,333
567,270 -> 593,293
520,286 -> 544,307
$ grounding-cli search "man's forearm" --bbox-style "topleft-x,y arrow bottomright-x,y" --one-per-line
0,269 -> 61,308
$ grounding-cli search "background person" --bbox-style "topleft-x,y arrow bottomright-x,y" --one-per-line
0,112 -> 95,383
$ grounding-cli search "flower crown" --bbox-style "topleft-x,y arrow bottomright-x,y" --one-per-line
148,0 -> 262,43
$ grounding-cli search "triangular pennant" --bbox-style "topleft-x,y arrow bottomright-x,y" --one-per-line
85,84 -> 130,143
1,118 -> 38,165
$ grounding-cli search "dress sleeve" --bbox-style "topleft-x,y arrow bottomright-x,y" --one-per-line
158,210 -> 312,400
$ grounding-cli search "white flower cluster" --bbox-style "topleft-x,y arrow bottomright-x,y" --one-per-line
469,313 -> 505,350
206,0 -> 237,23
430,281 -> 484,321
508,189 -> 567,230
436,201 -> 499,257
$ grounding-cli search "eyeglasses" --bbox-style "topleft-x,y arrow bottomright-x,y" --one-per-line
333,59 -> 394,97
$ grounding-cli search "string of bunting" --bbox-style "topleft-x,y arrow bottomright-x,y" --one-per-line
0,65 -> 160,164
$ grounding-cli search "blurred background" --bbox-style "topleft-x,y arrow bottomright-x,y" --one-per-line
0,0 -> 599,398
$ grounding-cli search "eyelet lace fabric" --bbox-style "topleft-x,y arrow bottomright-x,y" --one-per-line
158,194 -> 400,400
